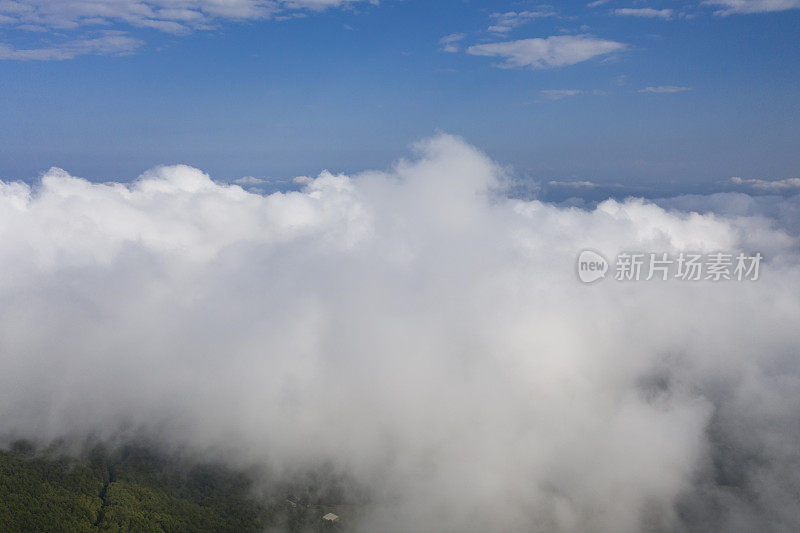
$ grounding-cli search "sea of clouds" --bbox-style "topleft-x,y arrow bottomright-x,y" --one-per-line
0,135 -> 799,531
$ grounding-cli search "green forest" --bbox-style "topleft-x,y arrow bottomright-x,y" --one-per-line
0,441 -> 346,532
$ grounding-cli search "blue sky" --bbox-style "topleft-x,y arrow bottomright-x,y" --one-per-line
0,0 -> 798,190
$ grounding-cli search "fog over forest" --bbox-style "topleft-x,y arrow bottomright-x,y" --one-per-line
1,135 -> 799,531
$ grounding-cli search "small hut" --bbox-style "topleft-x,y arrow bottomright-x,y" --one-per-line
322,512 -> 340,523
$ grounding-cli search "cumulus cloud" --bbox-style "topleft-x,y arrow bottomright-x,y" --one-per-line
1,135 -> 800,531
0,0 -> 375,59
639,85 -> 692,93
467,35 -> 627,69
656,191 -> 800,235
704,0 -> 800,14
614,8 -> 675,19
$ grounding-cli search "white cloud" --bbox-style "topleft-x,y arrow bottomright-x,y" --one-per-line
0,0 -> 371,31
439,33 -> 465,53
540,89 -> 583,100
467,35 -> 627,70
488,8 -> 557,33
638,85 -> 692,93
1,135 -> 799,531
0,31 -> 143,60
731,176 -> 800,191
614,8 -> 675,19
234,176 -> 268,186
704,0 -> 800,14
16,23 -> 49,32
0,0 -> 376,59
547,179 -> 596,187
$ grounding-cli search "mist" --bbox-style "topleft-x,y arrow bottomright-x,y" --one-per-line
1,135 -> 799,532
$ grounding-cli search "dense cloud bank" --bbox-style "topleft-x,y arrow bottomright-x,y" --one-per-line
1,135 -> 799,531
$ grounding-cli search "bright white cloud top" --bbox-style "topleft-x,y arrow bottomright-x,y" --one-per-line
1,135 -> 799,531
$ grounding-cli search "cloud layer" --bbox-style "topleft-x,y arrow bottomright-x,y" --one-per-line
1,136 -> 799,531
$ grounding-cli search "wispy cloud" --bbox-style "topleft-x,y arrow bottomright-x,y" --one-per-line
540,89 -> 583,100
0,0 -> 376,60
614,8 -> 675,19
467,35 -> 627,70
638,85 -> 693,93
0,31 -> 143,60
439,33 -> 466,53
547,179 -> 597,188
704,0 -> 800,15
0,0 -> 372,32
488,8 -> 558,33
731,176 -> 800,191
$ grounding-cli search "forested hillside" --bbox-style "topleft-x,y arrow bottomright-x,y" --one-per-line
0,442 -> 344,532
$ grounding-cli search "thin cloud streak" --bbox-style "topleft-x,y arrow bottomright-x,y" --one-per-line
467,35 -> 627,69
614,8 -> 675,19
704,0 -> 800,15
639,85 -> 693,93
0,31 -> 143,60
